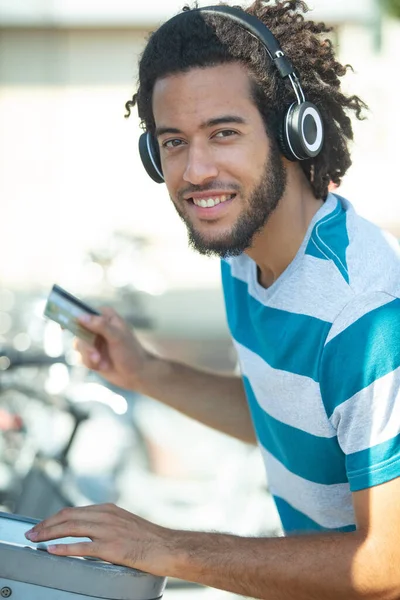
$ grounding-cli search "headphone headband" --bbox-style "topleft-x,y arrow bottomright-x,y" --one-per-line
166,5 -> 305,106
198,6 -> 294,79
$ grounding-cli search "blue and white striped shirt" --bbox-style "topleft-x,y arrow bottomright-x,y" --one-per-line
221,193 -> 400,534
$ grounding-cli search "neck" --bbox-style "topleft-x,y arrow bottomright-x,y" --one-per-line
245,163 -> 324,289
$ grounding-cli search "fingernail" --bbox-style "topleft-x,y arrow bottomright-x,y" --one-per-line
47,545 -> 57,552
80,315 -> 91,324
26,531 -> 39,540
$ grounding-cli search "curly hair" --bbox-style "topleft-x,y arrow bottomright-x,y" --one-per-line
125,0 -> 367,200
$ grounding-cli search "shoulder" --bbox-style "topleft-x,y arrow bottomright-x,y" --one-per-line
334,194 -> 400,294
308,193 -> 400,293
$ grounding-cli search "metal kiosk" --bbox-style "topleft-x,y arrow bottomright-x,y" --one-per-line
0,512 -> 166,599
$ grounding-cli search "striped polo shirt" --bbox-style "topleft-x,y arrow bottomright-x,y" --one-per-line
221,192 -> 400,534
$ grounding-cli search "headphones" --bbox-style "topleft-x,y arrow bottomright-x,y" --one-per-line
138,5 -> 324,184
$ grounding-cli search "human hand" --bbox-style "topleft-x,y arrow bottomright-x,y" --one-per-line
74,307 -> 151,391
24,503 -> 174,577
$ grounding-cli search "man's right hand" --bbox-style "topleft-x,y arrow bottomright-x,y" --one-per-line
74,307 -> 151,391
74,306 -> 256,443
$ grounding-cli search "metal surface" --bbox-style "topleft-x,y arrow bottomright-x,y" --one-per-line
0,512 -> 166,600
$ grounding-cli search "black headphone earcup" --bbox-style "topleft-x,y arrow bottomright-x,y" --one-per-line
284,101 -> 324,161
138,132 -> 164,183
277,114 -> 297,162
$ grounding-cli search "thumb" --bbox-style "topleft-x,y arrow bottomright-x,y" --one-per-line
77,313 -> 122,343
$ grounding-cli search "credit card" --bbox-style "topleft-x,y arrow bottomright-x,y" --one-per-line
44,284 -> 100,345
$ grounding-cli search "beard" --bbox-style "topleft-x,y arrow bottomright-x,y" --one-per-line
172,144 -> 287,258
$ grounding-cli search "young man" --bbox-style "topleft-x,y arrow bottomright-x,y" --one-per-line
26,1 -> 400,598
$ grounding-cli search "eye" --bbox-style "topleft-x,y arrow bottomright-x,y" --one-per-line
213,130 -> 238,139
162,138 -> 184,149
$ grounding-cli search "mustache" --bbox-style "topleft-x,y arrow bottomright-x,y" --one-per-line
177,182 -> 241,200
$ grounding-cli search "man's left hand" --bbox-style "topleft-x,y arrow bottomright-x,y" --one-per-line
25,503 -> 175,576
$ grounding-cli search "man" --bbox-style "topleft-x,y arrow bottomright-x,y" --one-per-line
25,1 -> 400,598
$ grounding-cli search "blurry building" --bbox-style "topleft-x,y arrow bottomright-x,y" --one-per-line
0,0 -> 398,346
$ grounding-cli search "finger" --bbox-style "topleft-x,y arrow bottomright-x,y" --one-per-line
78,347 -> 103,370
47,541 -> 98,557
73,336 -> 97,361
99,308 -> 127,333
47,541 -> 127,568
25,505 -> 107,538
98,306 -> 120,321
77,313 -> 124,343
73,337 -> 93,354
74,336 -> 106,370
92,337 -> 111,371
26,520 -> 102,543
49,502 -> 119,516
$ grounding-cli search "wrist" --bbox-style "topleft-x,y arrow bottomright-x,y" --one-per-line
132,350 -> 163,395
161,529 -> 197,579
162,529 -> 231,582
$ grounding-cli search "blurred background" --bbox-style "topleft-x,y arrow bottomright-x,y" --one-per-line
0,0 -> 398,598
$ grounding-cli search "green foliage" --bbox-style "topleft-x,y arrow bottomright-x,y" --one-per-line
382,0 -> 400,19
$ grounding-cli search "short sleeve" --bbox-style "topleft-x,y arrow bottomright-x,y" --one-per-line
319,292 -> 400,492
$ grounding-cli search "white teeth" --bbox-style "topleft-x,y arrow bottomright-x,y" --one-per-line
193,194 -> 232,208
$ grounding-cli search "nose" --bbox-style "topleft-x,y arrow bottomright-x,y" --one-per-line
183,142 -> 219,185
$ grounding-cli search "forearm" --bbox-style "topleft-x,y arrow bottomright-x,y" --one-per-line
136,353 -> 256,443
165,529 -> 393,600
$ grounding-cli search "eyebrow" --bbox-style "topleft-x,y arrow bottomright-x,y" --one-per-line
155,115 -> 247,138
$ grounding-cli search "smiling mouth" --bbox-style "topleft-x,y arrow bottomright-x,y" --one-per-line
188,193 -> 236,208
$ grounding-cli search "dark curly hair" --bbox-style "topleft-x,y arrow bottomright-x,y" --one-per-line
125,0 -> 367,200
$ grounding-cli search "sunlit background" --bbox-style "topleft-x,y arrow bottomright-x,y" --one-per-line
0,0 -> 398,598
